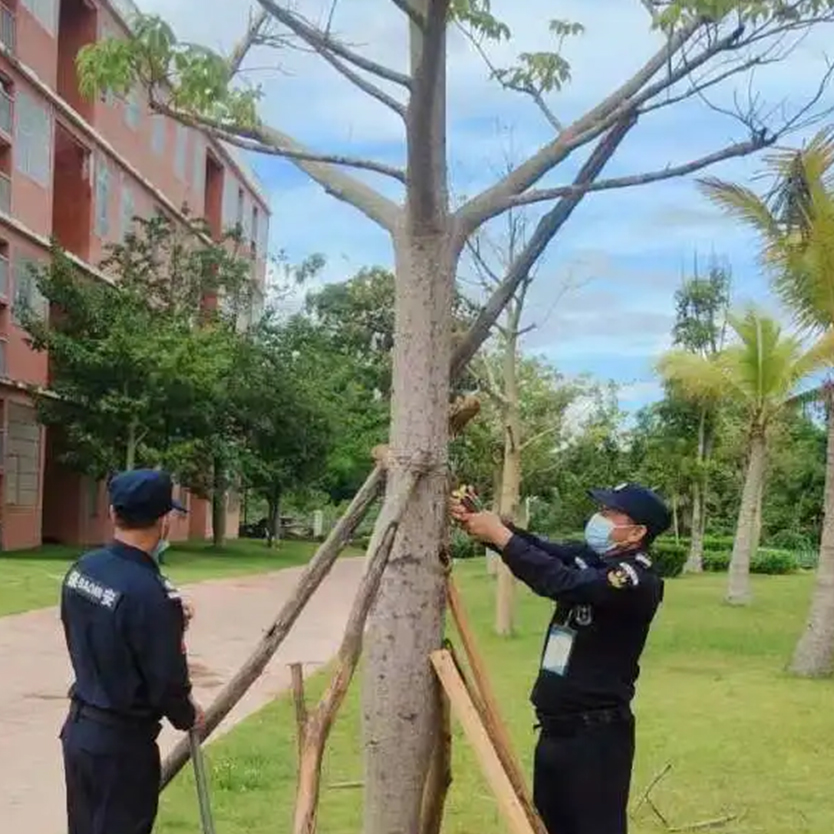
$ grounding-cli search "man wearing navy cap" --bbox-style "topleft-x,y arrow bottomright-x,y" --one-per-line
451,481 -> 671,834
59,468 -> 202,834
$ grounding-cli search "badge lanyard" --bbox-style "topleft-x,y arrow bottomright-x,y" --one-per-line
540,607 -> 578,677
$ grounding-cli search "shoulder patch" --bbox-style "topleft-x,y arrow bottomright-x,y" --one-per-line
65,569 -> 122,610
607,562 -> 640,589
574,556 -> 589,570
635,553 -> 652,569
161,575 -> 182,601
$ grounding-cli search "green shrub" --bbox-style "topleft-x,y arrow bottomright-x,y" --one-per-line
702,535 -> 737,552
450,527 -> 480,560
650,541 -> 688,577
702,548 -> 797,575
753,549 -> 798,575
767,529 -> 813,551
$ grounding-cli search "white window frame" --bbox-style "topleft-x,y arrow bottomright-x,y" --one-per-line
21,0 -> 57,36
14,90 -> 52,187
95,155 -> 111,238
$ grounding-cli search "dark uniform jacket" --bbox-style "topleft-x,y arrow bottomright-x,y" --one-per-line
499,526 -> 664,717
60,540 -> 196,734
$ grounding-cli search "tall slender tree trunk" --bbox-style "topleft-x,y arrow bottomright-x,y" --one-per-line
211,458 -> 226,548
496,323 -> 520,636
125,418 -> 138,471
790,396 -> 834,676
685,409 -> 707,572
727,430 -> 766,605
486,459 -> 502,575
266,491 -> 280,549
750,475 -> 763,558
672,494 -> 680,543
362,7 -> 453,831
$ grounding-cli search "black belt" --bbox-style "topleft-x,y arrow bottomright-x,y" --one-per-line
68,699 -> 159,731
534,705 -> 633,734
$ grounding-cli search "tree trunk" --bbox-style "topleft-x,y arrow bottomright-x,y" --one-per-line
672,494 -> 680,544
211,460 -> 226,548
267,492 -> 280,549
125,418 -> 138,471
495,321 -> 520,637
727,431 -> 767,605
685,409 -> 707,572
789,397 -> 834,676
750,475 -> 763,558
361,227 -> 454,834
486,460 -> 502,575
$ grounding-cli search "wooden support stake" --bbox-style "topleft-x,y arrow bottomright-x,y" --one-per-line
430,649 -> 536,834
160,463 -> 386,789
419,682 -> 452,834
290,663 -> 307,760
293,462 -> 425,834
446,576 -> 547,834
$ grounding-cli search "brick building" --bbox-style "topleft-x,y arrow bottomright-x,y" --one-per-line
0,0 -> 271,550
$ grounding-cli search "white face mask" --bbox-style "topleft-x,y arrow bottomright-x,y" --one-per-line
150,538 -> 170,563
584,512 -> 640,555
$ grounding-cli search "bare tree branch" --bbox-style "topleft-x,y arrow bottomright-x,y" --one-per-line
455,21 -> 562,132
255,0 -> 412,89
455,19 -> 700,232
228,8 -> 269,76
451,116 -> 637,379
391,0 -> 425,28
500,133 -> 775,210
148,100 -> 402,230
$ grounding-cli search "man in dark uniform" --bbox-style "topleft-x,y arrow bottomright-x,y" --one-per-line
59,468 -> 203,834
450,481 -> 671,834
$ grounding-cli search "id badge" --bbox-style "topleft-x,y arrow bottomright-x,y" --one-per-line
541,625 -> 576,676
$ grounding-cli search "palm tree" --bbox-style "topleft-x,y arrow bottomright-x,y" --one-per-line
657,309 -> 834,605
698,126 -> 834,672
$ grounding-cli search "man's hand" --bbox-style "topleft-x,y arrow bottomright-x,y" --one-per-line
182,598 -> 195,630
450,499 -> 513,549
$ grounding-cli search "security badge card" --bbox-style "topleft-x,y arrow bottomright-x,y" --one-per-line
541,623 -> 576,676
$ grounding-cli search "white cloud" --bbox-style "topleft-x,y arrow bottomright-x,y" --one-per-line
136,0 -> 834,403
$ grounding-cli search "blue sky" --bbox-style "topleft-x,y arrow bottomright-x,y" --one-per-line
143,0 -> 834,414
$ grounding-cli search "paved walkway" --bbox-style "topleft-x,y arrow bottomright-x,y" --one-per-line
0,557 -> 364,833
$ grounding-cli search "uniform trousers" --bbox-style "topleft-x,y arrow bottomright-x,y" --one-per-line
60,705 -> 161,834
532,707 -> 635,834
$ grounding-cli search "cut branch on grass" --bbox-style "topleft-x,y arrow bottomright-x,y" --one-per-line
255,0 -> 412,89
451,115 -> 636,380
159,463 -> 386,789
293,460 -> 426,834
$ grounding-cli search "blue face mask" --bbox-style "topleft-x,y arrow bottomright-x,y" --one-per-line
584,513 -> 618,555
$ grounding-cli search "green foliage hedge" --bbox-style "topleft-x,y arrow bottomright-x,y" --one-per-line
702,548 -> 798,575
649,541 -> 688,578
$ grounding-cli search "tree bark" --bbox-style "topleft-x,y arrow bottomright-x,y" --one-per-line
672,493 -> 680,543
267,491 -> 281,548
160,464 -> 385,788
211,458 -> 226,547
727,431 -> 766,605
362,4 -> 454,833
486,460 -> 502,575
789,398 -> 834,676
125,417 -> 138,470
496,320 -> 521,636
685,409 -> 707,573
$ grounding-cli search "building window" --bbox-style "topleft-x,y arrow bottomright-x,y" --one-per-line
12,256 -> 48,325
174,124 -> 187,179
124,87 -> 141,129
192,136 -> 204,193
95,155 -> 111,238
222,173 -> 237,228
120,181 -> 134,241
237,188 -> 246,233
6,402 -> 41,507
151,116 -> 165,155
21,0 -> 57,36
259,213 -> 269,258
251,205 -> 259,255
14,90 -> 52,187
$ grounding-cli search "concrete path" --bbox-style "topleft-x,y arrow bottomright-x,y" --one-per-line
0,557 -> 364,834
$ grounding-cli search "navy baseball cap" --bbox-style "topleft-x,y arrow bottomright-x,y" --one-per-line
108,469 -> 186,525
588,482 -> 671,541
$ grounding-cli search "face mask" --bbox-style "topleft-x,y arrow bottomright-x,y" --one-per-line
150,538 -> 170,564
584,513 -> 617,554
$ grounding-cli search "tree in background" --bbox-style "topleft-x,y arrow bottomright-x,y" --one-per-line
77,3 -> 834,827
658,309 -> 834,604
20,218 -> 250,483
700,125 -> 834,672
670,260 -> 731,570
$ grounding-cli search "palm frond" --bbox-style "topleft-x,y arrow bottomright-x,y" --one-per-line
696,178 -> 778,239
655,349 -> 726,403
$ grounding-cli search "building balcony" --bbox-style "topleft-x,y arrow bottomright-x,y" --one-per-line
0,172 -> 9,214
0,4 -> 14,55
0,253 -> 7,300
0,87 -> 12,139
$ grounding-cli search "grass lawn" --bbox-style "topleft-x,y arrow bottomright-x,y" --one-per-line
158,560 -> 834,834
0,538 -> 318,617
